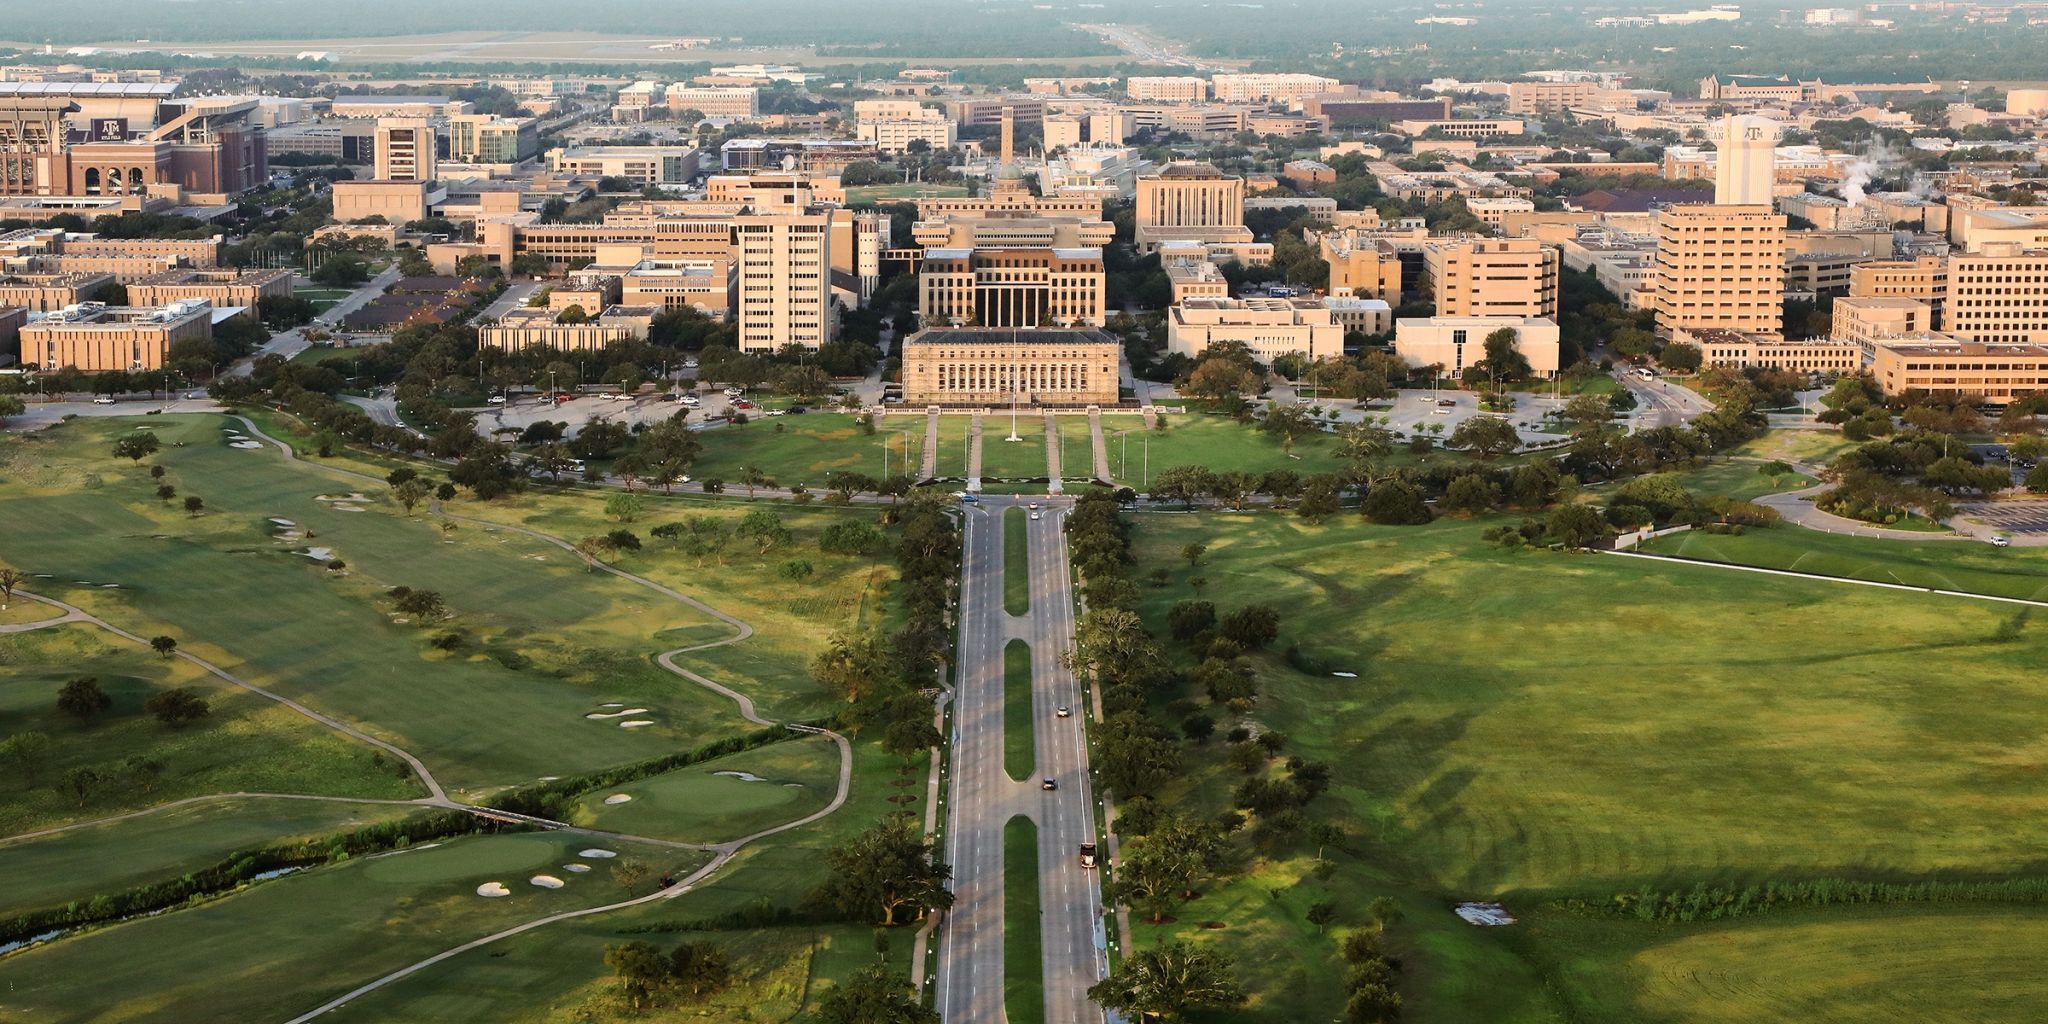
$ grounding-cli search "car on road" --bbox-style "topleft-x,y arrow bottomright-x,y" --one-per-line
488,395 -> 507,405
788,406 -> 807,415
1028,502 -> 1040,511
1031,511 -> 1041,521
1078,842 -> 1098,868
1436,399 -> 1456,408
733,399 -> 755,410
1041,778 -> 1058,791
723,387 -> 744,398
1991,536 -> 2012,547
957,493 -> 979,504
764,408 -> 786,416
1056,706 -> 1071,718
92,396 -> 115,405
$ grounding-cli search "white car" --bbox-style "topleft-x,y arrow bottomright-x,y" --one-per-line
92,396 -> 116,405
764,408 -> 787,417
679,396 -> 702,408
1991,536 -> 2012,548
1056,706 -> 1071,718
488,395 -> 507,405
723,387 -> 744,398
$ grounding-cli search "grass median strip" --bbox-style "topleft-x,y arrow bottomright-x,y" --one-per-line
1004,814 -> 1044,1024
1004,505 -> 1031,615
1004,639 -> 1034,782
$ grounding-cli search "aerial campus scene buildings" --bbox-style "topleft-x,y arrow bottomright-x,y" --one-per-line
7,1 -> 2048,1022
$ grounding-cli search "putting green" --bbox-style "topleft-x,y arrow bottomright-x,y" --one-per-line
568,737 -> 840,843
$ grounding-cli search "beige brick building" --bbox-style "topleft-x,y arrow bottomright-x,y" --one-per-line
1125,76 -> 1207,103
1134,163 -> 1252,253
1652,203 -> 1785,338
1422,237 -> 1560,319
0,270 -> 115,312
901,327 -> 1121,406
1166,298 -> 1344,364
1394,316 -> 1561,380
919,247 -> 1105,328
1685,329 -> 1861,373
1870,338 -> 2048,402
1832,296 -> 1935,358
1318,230 -> 1404,303
1945,244 -> 2048,345
127,268 -> 293,315
21,301 -> 214,371
479,305 -> 645,353
735,208 -> 834,351
1847,256 -> 1946,328
1506,80 -> 1599,114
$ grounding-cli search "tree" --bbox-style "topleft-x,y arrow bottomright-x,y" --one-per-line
145,688 -> 210,727
0,566 -> 22,609
149,635 -> 178,658
669,940 -> 733,999
817,962 -> 939,1024
603,941 -> 673,1010
1361,479 -> 1430,525
0,394 -> 24,426
125,755 -> 166,793
112,432 -> 161,465
1449,416 -> 1521,460
1088,941 -> 1248,1022
393,477 -> 430,514
1546,503 -> 1611,548
1440,473 -> 1501,514
0,731 -> 50,785
56,676 -> 112,723
604,492 -> 645,523
1368,895 -> 1405,932
819,819 -> 953,927
156,483 -> 177,502
394,589 -> 447,620
1181,542 -> 1207,568
614,858 -> 651,894
1218,604 -> 1280,649
1185,359 -> 1260,403
1660,341 -> 1703,372
1476,327 -> 1531,386
737,509 -> 791,552
183,495 -> 205,516
1297,475 -> 1341,524
1307,899 -> 1338,934
1561,392 -> 1614,429
60,766 -> 103,807
1166,600 -> 1216,643
810,628 -> 893,704
311,252 -> 369,287
2028,461 -> 2048,493
557,303 -> 591,325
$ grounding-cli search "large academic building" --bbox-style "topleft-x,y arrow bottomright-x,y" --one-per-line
900,327 -> 1121,406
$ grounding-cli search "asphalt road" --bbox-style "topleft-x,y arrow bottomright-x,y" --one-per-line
228,264 -> 403,376
940,496 -> 1109,1024
1619,372 -> 1713,430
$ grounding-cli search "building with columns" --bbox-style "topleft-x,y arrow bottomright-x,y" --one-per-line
900,326 -> 1121,406
1134,162 -> 1252,253
918,247 -> 1106,328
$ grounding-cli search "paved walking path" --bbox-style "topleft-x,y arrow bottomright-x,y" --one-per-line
967,413 -> 984,492
1044,410 -> 1063,494
1088,407 -> 1111,485
1601,548 -> 2048,608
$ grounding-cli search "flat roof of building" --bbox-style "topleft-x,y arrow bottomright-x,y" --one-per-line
905,327 -> 1118,346
0,82 -> 176,98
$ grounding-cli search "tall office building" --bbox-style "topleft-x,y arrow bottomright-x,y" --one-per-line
734,209 -> 834,352
1653,113 -> 1786,339
1421,238 -> 1560,319
1133,162 -> 1252,253
1714,114 -> 1778,206
374,117 -> 436,182
1945,244 -> 2048,345
447,114 -> 537,164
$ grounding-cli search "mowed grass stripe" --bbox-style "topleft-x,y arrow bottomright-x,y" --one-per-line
1004,639 -> 1035,782
1004,506 -> 1030,615
1004,814 -> 1045,1024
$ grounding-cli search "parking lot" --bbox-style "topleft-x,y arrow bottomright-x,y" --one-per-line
1956,500 -> 2048,536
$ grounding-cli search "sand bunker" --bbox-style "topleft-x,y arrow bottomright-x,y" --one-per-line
529,875 -> 565,889
584,708 -> 650,720
270,518 -> 296,527
332,505 -> 367,513
619,720 -> 654,728
600,703 -> 624,708
300,547 -> 335,561
603,794 -> 633,805
1454,903 -> 1516,926
1331,671 -> 1358,678
580,849 -> 617,859
563,863 -> 592,873
713,771 -> 768,783
476,882 -> 510,897
315,493 -> 370,503
230,441 -> 264,450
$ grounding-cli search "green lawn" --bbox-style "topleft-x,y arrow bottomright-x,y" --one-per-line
1117,413 -> 1347,486
1120,510 -> 2048,1022
975,417 -> 1047,482
1004,814 -> 1045,1024
1004,506 -> 1030,615
565,736 -> 841,844
0,414 -> 744,796
0,623 -> 420,835
1644,527 -> 2048,600
293,742 -> 917,1024
1536,905 -> 2048,1023
1004,639 -> 1034,782
688,414 -> 922,491
0,797 -> 417,919
1732,428 -> 1857,467
0,831 -> 705,1024
295,286 -> 353,312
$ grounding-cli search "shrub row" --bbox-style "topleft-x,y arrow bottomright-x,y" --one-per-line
0,809 -> 490,947
1578,876 -> 2048,924
484,724 -> 797,820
